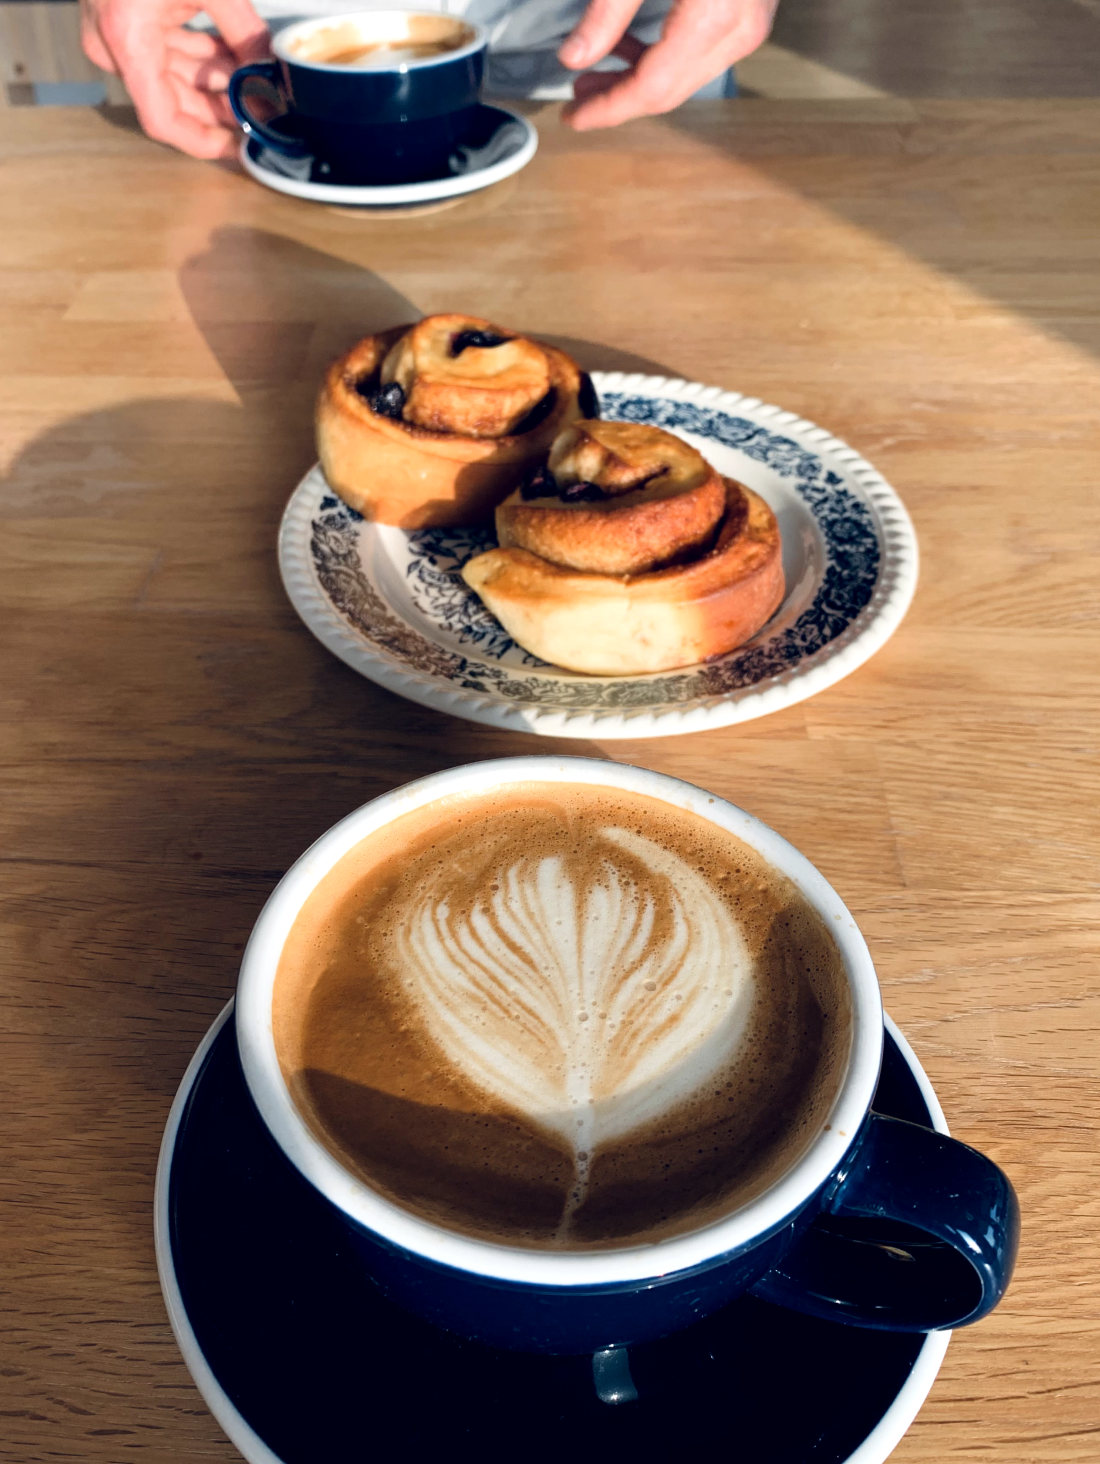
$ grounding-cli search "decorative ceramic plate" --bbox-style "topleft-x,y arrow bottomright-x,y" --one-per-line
278,375 -> 918,738
239,103 -> 537,208
155,1004 -> 950,1464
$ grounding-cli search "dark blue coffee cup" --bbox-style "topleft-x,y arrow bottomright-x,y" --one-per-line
236,758 -> 1019,1354
229,10 -> 486,186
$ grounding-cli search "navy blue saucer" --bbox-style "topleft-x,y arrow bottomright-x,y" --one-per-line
164,1017 -> 942,1463
247,102 -> 529,186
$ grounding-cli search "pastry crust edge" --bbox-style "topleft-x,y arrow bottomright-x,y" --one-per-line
462,480 -> 785,676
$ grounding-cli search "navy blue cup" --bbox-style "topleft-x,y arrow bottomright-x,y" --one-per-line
236,758 -> 1019,1354
228,10 -> 486,185
331,1108 -> 1018,1353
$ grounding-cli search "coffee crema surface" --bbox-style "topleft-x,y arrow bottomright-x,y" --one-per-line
290,17 -> 473,69
274,785 -> 852,1249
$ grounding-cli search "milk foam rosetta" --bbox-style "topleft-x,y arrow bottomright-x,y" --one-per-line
274,785 -> 852,1249
394,825 -> 756,1233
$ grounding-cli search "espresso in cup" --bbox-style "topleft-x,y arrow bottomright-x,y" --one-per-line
286,15 -> 475,69
228,11 -> 487,185
274,782 -> 852,1249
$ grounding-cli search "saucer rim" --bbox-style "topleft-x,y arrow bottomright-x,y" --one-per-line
154,1005 -> 950,1464
238,102 -> 537,205
278,374 -> 919,739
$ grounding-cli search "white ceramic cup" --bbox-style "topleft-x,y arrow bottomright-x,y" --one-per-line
234,756 -> 1016,1353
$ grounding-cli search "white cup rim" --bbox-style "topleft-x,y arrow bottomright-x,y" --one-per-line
236,757 -> 883,1287
272,10 -> 486,73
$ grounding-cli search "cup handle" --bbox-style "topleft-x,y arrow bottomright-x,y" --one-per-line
227,61 -> 309,157
750,1113 -> 1020,1330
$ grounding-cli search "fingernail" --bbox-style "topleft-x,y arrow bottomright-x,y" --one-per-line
559,38 -> 584,67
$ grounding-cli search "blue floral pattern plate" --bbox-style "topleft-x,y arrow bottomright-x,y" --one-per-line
278,374 -> 919,738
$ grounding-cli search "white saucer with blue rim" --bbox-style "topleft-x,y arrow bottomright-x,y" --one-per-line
278,374 -> 919,738
239,102 -> 537,207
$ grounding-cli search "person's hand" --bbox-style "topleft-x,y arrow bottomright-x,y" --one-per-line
81,0 -> 270,159
559,0 -> 778,130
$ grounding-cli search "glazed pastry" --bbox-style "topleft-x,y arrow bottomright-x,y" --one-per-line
495,420 -> 727,576
316,314 -> 593,529
462,421 -> 784,676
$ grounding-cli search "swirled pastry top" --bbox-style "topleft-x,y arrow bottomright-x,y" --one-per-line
377,313 -> 556,438
315,318 -> 589,528
496,420 -> 727,576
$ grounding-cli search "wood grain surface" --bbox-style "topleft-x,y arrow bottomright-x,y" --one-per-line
1,97 -> 1098,1462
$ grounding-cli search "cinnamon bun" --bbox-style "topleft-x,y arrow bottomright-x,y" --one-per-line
461,422 -> 784,676
495,420 -> 727,576
316,314 -> 591,528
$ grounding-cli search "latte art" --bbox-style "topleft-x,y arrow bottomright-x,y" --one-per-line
394,828 -> 755,1232
274,784 -> 852,1249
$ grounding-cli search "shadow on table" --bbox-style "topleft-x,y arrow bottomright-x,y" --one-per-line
4,228 -> 683,1195
175,224 -> 677,389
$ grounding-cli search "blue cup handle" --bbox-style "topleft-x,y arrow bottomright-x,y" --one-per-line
228,60 -> 310,157
750,1113 -> 1020,1330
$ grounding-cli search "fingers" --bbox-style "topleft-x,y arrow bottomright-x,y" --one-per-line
166,32 -> 238,94
563,55 -> 691,131
80,0 -> 252,158
564,0 -> 776,130
570,69 -> 627,106
144,104 -> 236,158
559,0 -> 644,69
126,53 -> 237,158
165,27 -> 233,61
205,0 -> 270,62
567,32 -> 648,107
171,71 -> 237,134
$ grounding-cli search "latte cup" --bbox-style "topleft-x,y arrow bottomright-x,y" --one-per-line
236,757 -> 1019,1354
228,11 -> 486,185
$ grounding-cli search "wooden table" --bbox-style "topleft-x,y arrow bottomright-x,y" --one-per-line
1,98 -> 1097,1462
